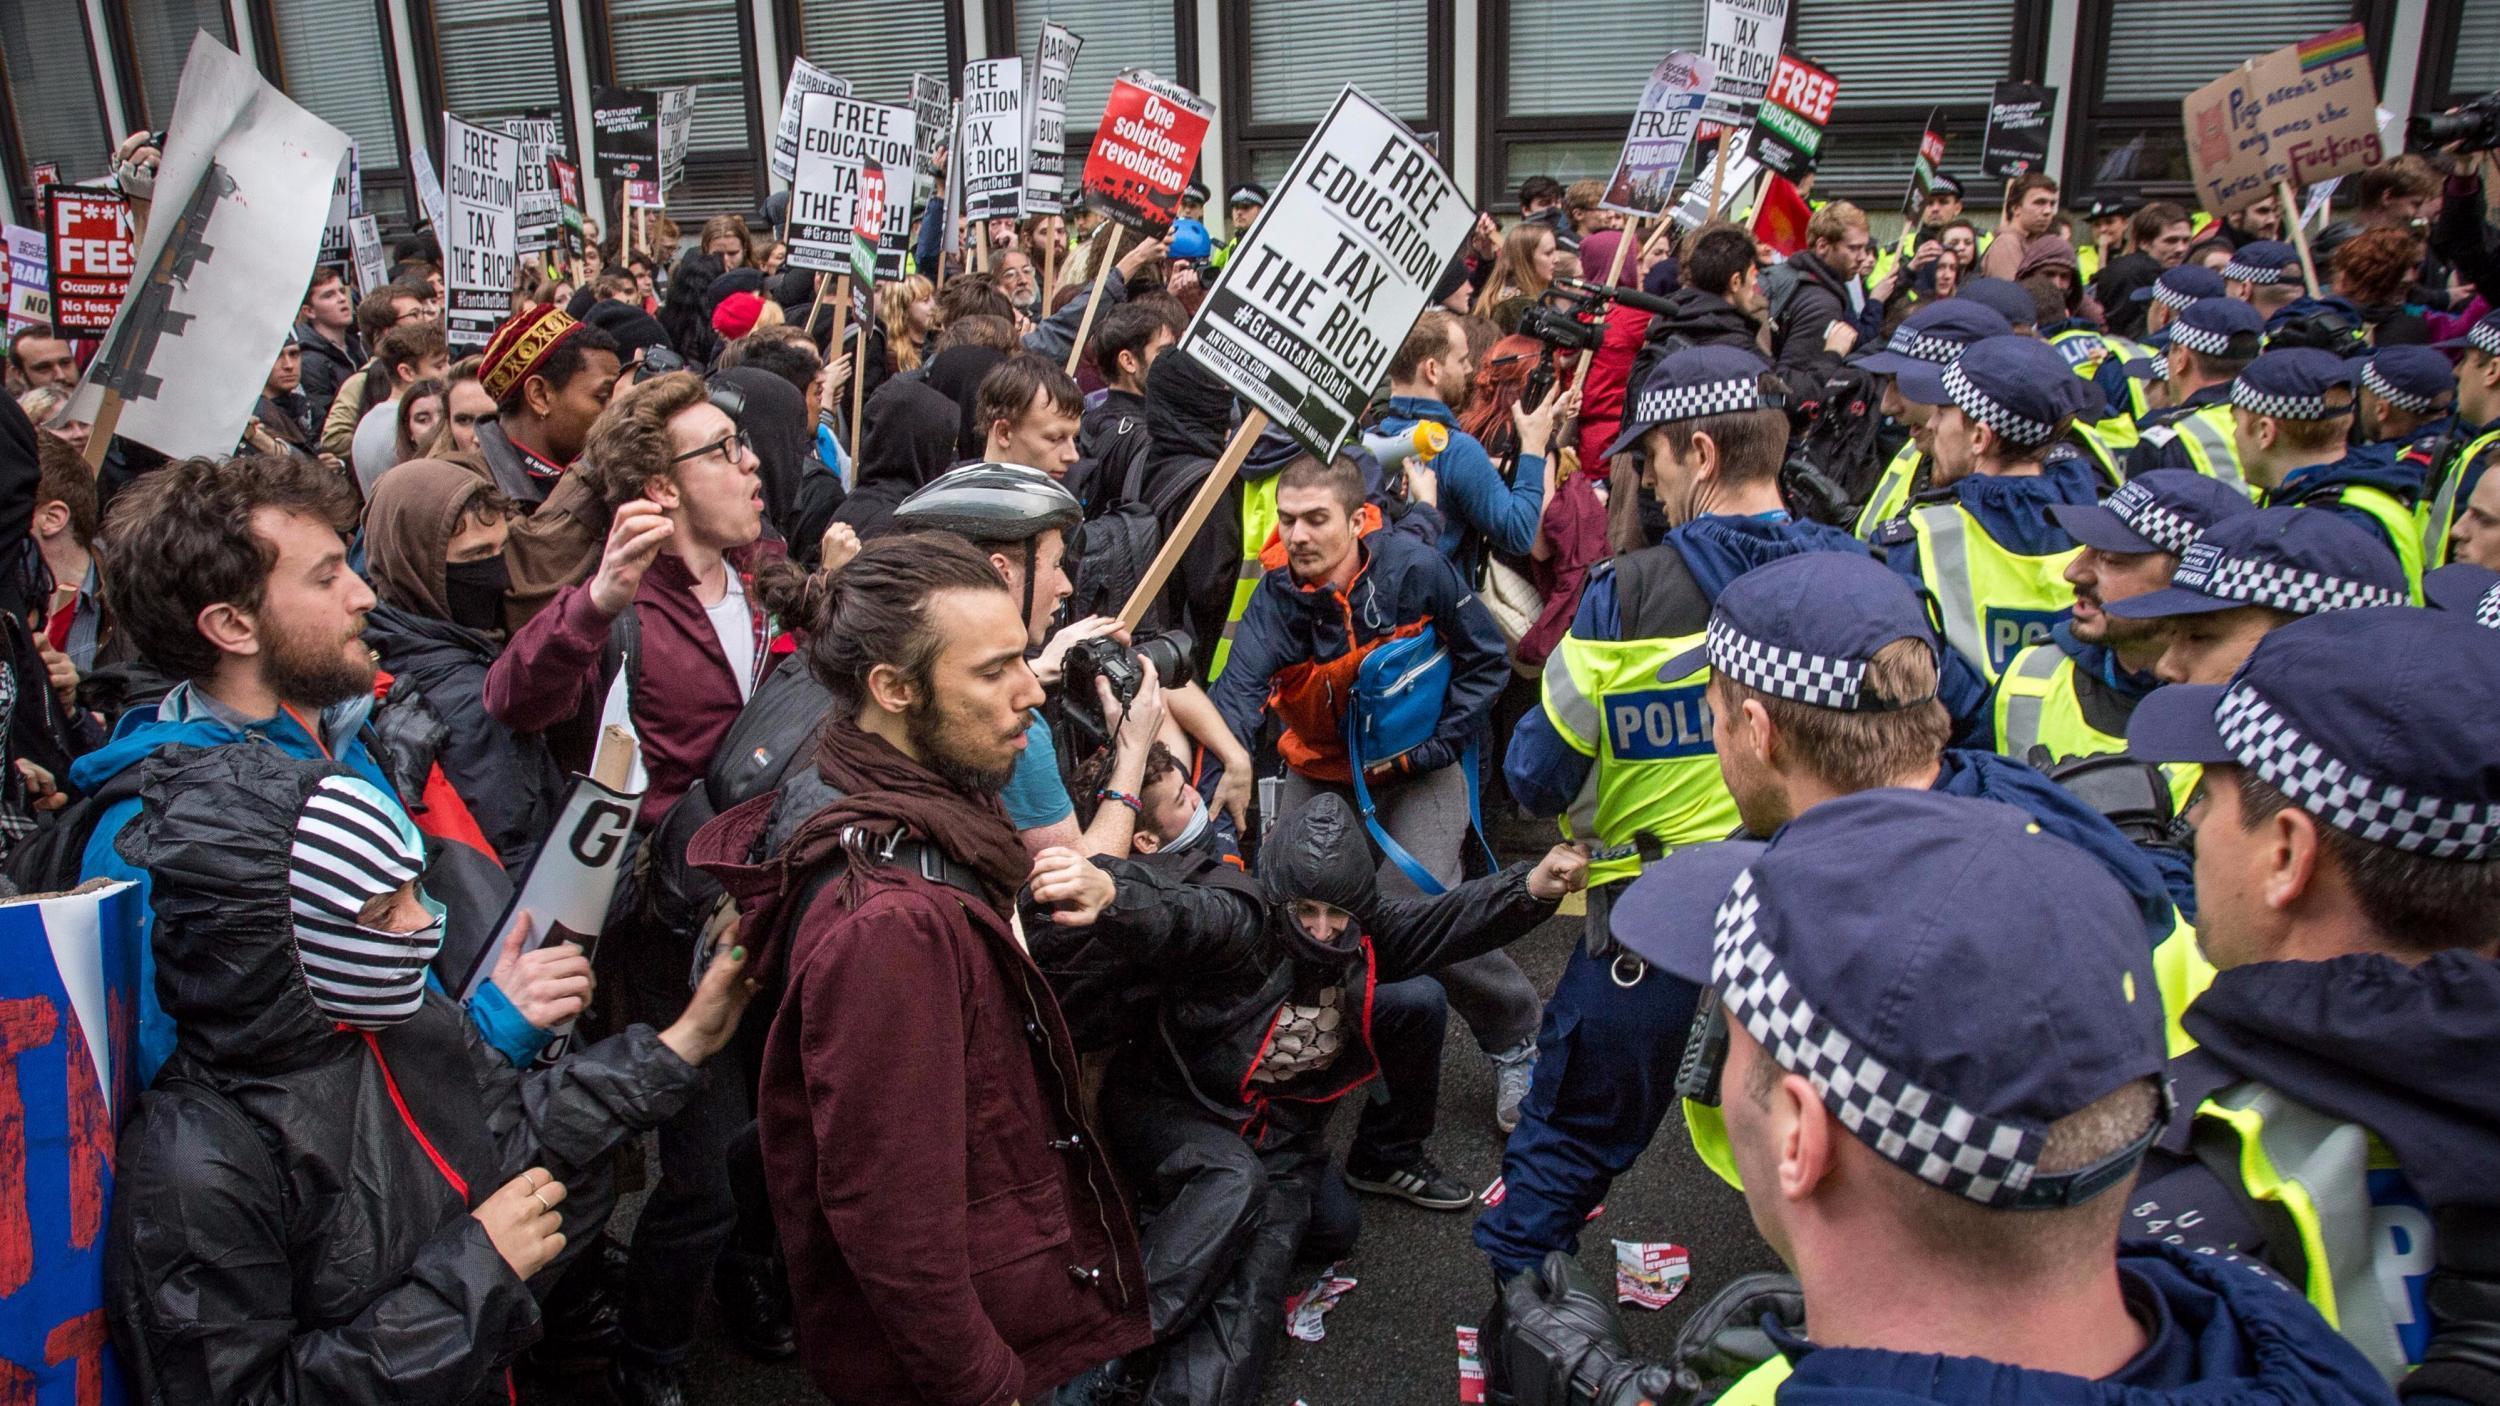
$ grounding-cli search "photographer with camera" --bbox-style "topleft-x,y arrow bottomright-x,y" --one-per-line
1378,309 -> 1567,578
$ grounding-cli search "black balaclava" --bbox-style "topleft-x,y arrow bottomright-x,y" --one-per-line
1257,793 -> 1378,963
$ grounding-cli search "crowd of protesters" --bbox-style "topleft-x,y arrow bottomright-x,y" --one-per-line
4,82 -> 2500,1406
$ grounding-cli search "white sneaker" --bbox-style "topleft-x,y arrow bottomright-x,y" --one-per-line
1491,1040 -> 1538,1134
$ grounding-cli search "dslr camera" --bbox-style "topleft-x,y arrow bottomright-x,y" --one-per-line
2409,92 -> 2500,153
1061,629 -> 1196,748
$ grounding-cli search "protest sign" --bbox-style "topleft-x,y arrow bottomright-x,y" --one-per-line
2183,25 -> 2382,217
503,113 -> 564,253
1024,22 -> 1085,215
45,188 -> 132,334
348,214 -> 387,295
443,115 -> 520,352
1746,51 -> 1836,179
319,142 -> 361,261
1082,69 -> 1215,236
1902,109 -> 1948,219
851,164 -> 886,325
1980,81 -> 2057,178
411,139 -> 449,230
552,158 -> 586,269
912,72 -> 951,177
658,85 -> 698,195
771,58 -> 852,183
1672,147 -> 1759,229
961,58 -> 1027,219
1698,0 -> 1788,130
1752,172 -> 1811,255
0,882 -> 147,1406
1180,85 -> 1474,461
625,179 -> 663,209
1601,52 -> 1713,216
5,225 -> 49,337
30,161 -> 61,194
785,92 -> 918,274
944,99 -> 967,256
592,86 -> 660,182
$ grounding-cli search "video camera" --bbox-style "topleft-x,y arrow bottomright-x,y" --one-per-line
2409,91 -> 2500,153
1512,277 -> 1683,412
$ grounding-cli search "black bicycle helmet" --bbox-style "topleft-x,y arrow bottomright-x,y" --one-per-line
892,463 -> 1085,626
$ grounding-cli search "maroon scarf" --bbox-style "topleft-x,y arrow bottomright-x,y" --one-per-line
799,716 -> 1033,910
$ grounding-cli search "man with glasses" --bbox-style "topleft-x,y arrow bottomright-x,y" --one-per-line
1769,201 -> 1875,379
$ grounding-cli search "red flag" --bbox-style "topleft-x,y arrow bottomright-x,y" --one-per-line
1752,174 -> 1811,257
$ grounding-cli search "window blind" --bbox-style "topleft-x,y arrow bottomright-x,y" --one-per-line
1245,0 -> 1431,128
122,0 -> 231,131
1792,0 -> 2014,108
1,0 -> 111,184
2451,0 -> 2500,96
800,0 -> 950,107
609,0 -> 746,153
2100,0 -> 2356,104
1508,0 -> 1703,118
1015,0 -> 1176,142
267,0 -> 404,167
435,0 -> 564,129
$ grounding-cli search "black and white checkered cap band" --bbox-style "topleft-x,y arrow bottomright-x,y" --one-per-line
1883,328 -> 1965,365
2231,378 -> 2346,420
1712,870 -> 2042,1206
2216,685 -> 2500,859
2196,553 -> 2408,614
2469,320 -> 2500,357
2224,257 -> 2287,285
2480,584 -> 2500,629
2152,281 -> 2205,312
1704,616 -> 1909,711
1628,376 -> 1770,428
2144,355 -> 2172,383
2170,320 -> 2237,357
1943,361 -> 2057,446
2105,484 -> 2201,555
2361,362 -> 2443,414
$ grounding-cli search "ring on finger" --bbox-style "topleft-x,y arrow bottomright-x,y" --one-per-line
532,1189 -> 555,1214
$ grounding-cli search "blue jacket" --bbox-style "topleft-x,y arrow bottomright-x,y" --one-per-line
1505,513 -> 1863,818
1768,1239 -> 2395,1406
1377,396 -> 1545,567
2272,442 -> 2424,565
73,685 -> 544,1082
1934,747 -> 2175,944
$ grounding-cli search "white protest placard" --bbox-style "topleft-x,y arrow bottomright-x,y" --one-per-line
658,84 -> 698,195
320,142 -> 361,261
1673,148 -> 1760,229
64,34 -> 349,462
1179,86 -> 1474,459
1698,0 -> 1788,130
443,115 -> 520,352
772,58 -> 852,184
1024,22 -> 1084,215
411,139 -> 450,231
6,224 -> 50,338
785,92 -> 918,275
348,214 -> 387,296
503,113 -> 563,253
912,72 -> 951,188
961,57 -> 1026,219
1603,52 -> 1714,216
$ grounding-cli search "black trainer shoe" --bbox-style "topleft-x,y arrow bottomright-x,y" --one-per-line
606,1354 -> 690,1406
1343,1154 -> 1477,1211
713,1250 -> 798,1361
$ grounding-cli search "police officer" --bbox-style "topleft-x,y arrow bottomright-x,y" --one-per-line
2358,345 -> 2457,462
2079,195 -> 2128,287
2137,264 -> 2228,339
2223,239 -> 2303,320
1178,179 -> 1209,225
1478,552 -> 2177,1286
1876,334 -> 2109,685
1874,170 -> 1964,290
2103,505 -> 2410,686
1961,276 -> 2046,336
1845,301 -> 2016,537
2229,348 -> 2424,593
1210,183 -> 1267,269
2127,298 -> 2268,494
2420,309 -> 2500,573
1486,788 -> 2393,1406
2125,608 -> 2500,1391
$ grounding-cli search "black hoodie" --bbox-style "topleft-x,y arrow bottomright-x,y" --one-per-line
1136,349 -> 1238,675
1626,286 -> 1768,412
835,372 -> 962,540
713,365 -> 835,557
922,343 -> 1012,461
104,744 -> 701,1406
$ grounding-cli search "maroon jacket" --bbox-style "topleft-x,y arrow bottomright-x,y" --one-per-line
690,788 -> 1150,1406
482,539 -> 780,824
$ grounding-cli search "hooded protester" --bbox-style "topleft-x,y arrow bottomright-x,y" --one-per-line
711,365 -> 817,549
584,300 -> 677,376
104,743 -> 754,1406
363,459 -> 570,872
923,342 -> 1014,462
1024,792 -> 1584,1406
1134,347 -> 1243,679
660,250 -> 726,364
833,373 -> 963,540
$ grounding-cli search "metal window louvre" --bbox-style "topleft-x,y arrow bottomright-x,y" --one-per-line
1793,0 -> 2015,108
666,156 -> 756,223
1015,0 -> 1177,145
800,0 -> 950,106
435,0 -> 564,128
124,0 -> 232,130
2453,0 -> 2500,94
1245,0 -> 1431,127
1508,0 -> 1704,118
609,0 -> 746,153
266,0 -> 403,167
1808,125 -> 1935,203
1,0 -> 112,182
2100,0 -> 2356,104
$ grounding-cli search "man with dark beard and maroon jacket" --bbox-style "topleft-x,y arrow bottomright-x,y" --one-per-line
690,531 -> 1151,1406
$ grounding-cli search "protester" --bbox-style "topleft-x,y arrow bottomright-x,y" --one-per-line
7,326 -> 78,392
1979,171 -> 2061,280
250,334 -> 317,459
352,320 -> 452,495
423,356 -> 496,458
1080,299 -> 1179,504
2329,225 -> 2433,343
973,352 -> 1084,484
322,282 -> 435,457
1768,202 -> 1871,378
31,433 -> 105,673
2094,202 -> 2194,337
474,305 -> 623,512
391,376 -> 447,467
1379,309 -> 1558,573
17,384 -> 90,455
293,266 -> 364,426
1473,221 -> 1559,327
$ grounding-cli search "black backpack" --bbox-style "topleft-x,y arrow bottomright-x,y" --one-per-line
2,764 -> 144,895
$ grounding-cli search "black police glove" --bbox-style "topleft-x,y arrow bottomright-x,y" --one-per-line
1487,1252 -> 1687,1406
1664,1271 -> 1806,1396
2405,1207 -> 2500,1406
368,676 -> 450,812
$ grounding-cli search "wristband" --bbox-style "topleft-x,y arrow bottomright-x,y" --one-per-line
1095,788 -> 1143,815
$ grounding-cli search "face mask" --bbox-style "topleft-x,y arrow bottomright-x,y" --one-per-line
290,775 -> 437,1029
443,555 -> 511,633
1163,791 -> 1212,855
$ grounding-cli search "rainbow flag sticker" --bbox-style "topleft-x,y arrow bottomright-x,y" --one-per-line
2298,23 -> 2367,71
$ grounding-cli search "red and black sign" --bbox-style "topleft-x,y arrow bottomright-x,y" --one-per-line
1081,71 -> 1214,237
45,187 -> 135,334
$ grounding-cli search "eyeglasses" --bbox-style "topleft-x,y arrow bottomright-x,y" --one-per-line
670,426 -> 753,466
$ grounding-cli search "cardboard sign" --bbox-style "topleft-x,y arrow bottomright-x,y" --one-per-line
772,58 -> 852,183
348,213 -> 387,296
1698,0 -> 1788,130
503,113 -> 564,253
45,188 -> 135,334
1902,108 -> 1948,220
552,158 -> 586,268
319,142 -> 361,261
1980,81 -> 2057,178
1179,85 -> 1474,460
1024,22 -> 1085,215
961,58 -> 1026,219
5,224 -> 49,337
2184,26 -> 2383,216
1601,52 -> 1714,217
787,93 -> 917,274
592,86 -> 660,182
1746,51 -> 1835,179
1081,69 -> 1215,236
443,115 -> 520,352
0,882 -> 147,1406
65,34 -> 351,461
658,85 -> 697,195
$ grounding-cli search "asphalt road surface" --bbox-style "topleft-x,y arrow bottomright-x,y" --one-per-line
545,831 -> 1785,1406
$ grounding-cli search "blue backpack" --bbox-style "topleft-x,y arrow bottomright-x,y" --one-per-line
1342,631 -> 1494,894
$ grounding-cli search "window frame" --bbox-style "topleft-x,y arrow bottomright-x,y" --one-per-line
589,0 -> 769,222
981,0 -> 1199,158
101,0 -> 237,135
0,0 -> 116,215
1219,0 -> 1454,199
243,0 -> 416,234
409,0 -> 576,174
2421,0 -> 2497,112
